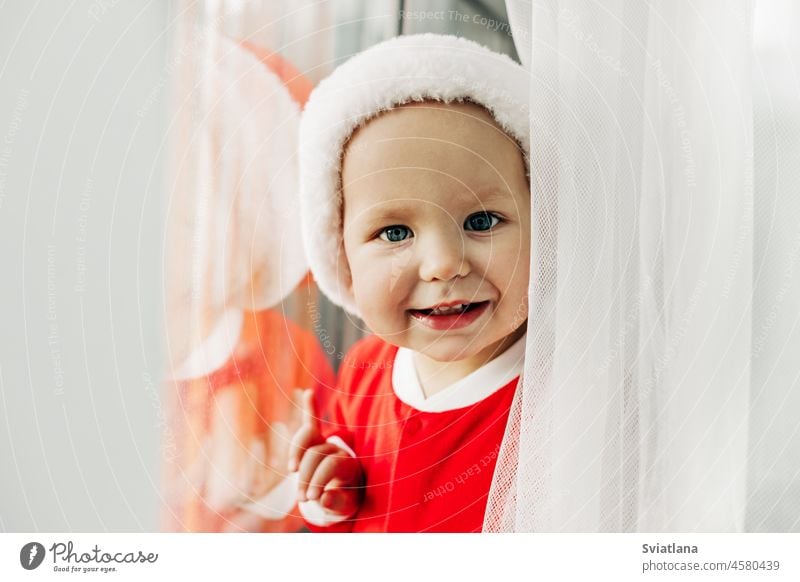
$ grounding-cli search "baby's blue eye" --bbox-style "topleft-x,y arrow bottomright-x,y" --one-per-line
379,225 -> 412,243
465,212 -> 500,232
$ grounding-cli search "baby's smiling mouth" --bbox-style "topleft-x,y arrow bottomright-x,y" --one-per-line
408,300 -> 490,317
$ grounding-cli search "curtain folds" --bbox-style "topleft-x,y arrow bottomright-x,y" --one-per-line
487,0 -> 800,532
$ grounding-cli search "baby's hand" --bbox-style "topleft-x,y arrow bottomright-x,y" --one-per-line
288,389 -> 364,518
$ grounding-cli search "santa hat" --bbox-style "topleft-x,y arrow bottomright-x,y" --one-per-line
298,33 -> 530,319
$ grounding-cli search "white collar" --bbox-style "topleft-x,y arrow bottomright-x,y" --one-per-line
392,332 -> 526,413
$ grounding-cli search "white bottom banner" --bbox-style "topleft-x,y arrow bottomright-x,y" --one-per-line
1,533 -> 797,581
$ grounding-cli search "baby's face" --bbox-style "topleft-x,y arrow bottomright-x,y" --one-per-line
341,101 -> 530,362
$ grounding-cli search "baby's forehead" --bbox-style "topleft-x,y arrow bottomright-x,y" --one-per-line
369,185 -> 514,213
343,100 -> 525,171
340,99 -> 529,214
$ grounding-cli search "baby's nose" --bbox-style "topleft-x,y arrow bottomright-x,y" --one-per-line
417,229 -> 471,282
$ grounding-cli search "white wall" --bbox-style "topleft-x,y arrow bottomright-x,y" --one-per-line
0,0 -> 170,531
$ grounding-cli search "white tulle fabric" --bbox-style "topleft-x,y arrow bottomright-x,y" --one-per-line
183,34 -> 307,315
486,0 -> 800,532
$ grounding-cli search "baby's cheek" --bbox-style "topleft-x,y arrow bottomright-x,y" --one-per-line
492,242 -> 529,300
351,261 -> 395,317
505,256 -> 531,319
362,263 -> 406,326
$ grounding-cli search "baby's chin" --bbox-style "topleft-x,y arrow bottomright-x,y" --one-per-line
396,334 -> 489,363
429,347 -> 489,364
366,319 -> 492,361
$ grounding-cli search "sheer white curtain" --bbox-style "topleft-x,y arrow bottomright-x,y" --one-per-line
487,0 -> 800,532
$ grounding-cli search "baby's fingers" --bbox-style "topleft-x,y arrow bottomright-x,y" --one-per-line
288,425 -> 320,473
304,454 -> 342,502
287,389 -> 322,472
306,454 -> 363,503
296,443 -> 341,501
319,488 -> 360,517
299,388 -> 318,428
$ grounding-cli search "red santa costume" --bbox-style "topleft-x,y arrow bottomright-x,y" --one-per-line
300,331 -> 526,532
295,34 -> 530,533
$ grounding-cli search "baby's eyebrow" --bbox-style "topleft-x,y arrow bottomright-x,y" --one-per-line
361,204 -> 414,220
360,188 -> 513,221
473,187 -> 514,203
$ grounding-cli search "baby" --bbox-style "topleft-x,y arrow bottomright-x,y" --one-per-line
289,34 -> 530,532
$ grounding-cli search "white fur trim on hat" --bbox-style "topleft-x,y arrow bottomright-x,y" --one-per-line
299,33 -> 530,318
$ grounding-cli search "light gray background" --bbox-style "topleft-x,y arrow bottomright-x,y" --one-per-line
0,0 -> 170,531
